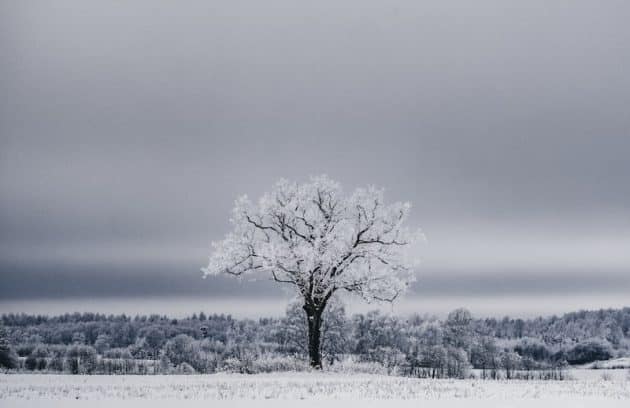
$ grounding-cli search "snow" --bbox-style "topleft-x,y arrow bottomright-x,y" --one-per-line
570,368 -> 629,381
3,399 -> 630,408
579,357 -> 630,370
1,372 -> 629,407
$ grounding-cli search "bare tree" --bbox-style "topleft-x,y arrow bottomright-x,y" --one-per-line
202,176 -> 422,368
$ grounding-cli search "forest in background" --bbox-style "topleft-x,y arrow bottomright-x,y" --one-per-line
1,303 -> 629,378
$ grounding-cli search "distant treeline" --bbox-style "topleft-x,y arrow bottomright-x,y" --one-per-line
1,303 -> 629,378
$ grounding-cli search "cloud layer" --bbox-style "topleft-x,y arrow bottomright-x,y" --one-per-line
1,1 -> 629,316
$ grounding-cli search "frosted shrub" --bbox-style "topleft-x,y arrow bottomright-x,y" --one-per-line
251,355 -> 309,373
327,356 -> 390,375
175,362 -> 196,374
500,351 -> 522,380
447,347 -> 471,379
64,345 -> 97,374
98,358 -> 136,375
195,351 -> 219,373
220,357 -> 239,373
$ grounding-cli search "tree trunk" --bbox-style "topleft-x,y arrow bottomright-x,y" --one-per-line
304,305 -> 323,369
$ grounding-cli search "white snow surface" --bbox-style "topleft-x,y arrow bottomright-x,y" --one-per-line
579,357 -> 630,369
1,372 -> 630,407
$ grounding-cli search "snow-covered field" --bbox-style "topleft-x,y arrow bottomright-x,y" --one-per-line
580,357 -> 630,370
1,372 -> 629,407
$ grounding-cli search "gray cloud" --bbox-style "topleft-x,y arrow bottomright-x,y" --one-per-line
1,1 -> 629,315
1,262 -> 629,300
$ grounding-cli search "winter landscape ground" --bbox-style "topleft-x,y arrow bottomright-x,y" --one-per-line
2,370 -> 630,407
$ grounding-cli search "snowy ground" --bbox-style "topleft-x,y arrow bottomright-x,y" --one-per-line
1,372 -> 629,407
579,357 -> 630,370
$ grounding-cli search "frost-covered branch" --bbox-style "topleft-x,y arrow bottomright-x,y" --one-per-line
202,175 -> 423,307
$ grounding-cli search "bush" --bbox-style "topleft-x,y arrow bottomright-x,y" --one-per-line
49,356 -> 64,371
251,355 -> 309,373
446,347 -> 471,379
0,347 -> 18,369
24,355 -> 38,371
514,338 -> 552,361
175,362 -> 196,374
65,345 -> 97,374
327,356 -> 390,375
0,325 -> 18,369
15,344 -> 35,358
221,357 -> 242,373
566,341 -> 613,365
501,351 -> 522,379
163,334 -> 196,367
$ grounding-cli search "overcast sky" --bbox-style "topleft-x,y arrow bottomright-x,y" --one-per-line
1,1 -> 629,318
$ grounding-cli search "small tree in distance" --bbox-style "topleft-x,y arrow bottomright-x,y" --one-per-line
203,175 -> 423,368
0,324 -> 18,369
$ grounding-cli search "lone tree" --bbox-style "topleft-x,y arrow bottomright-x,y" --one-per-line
202,176 -> 422,368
